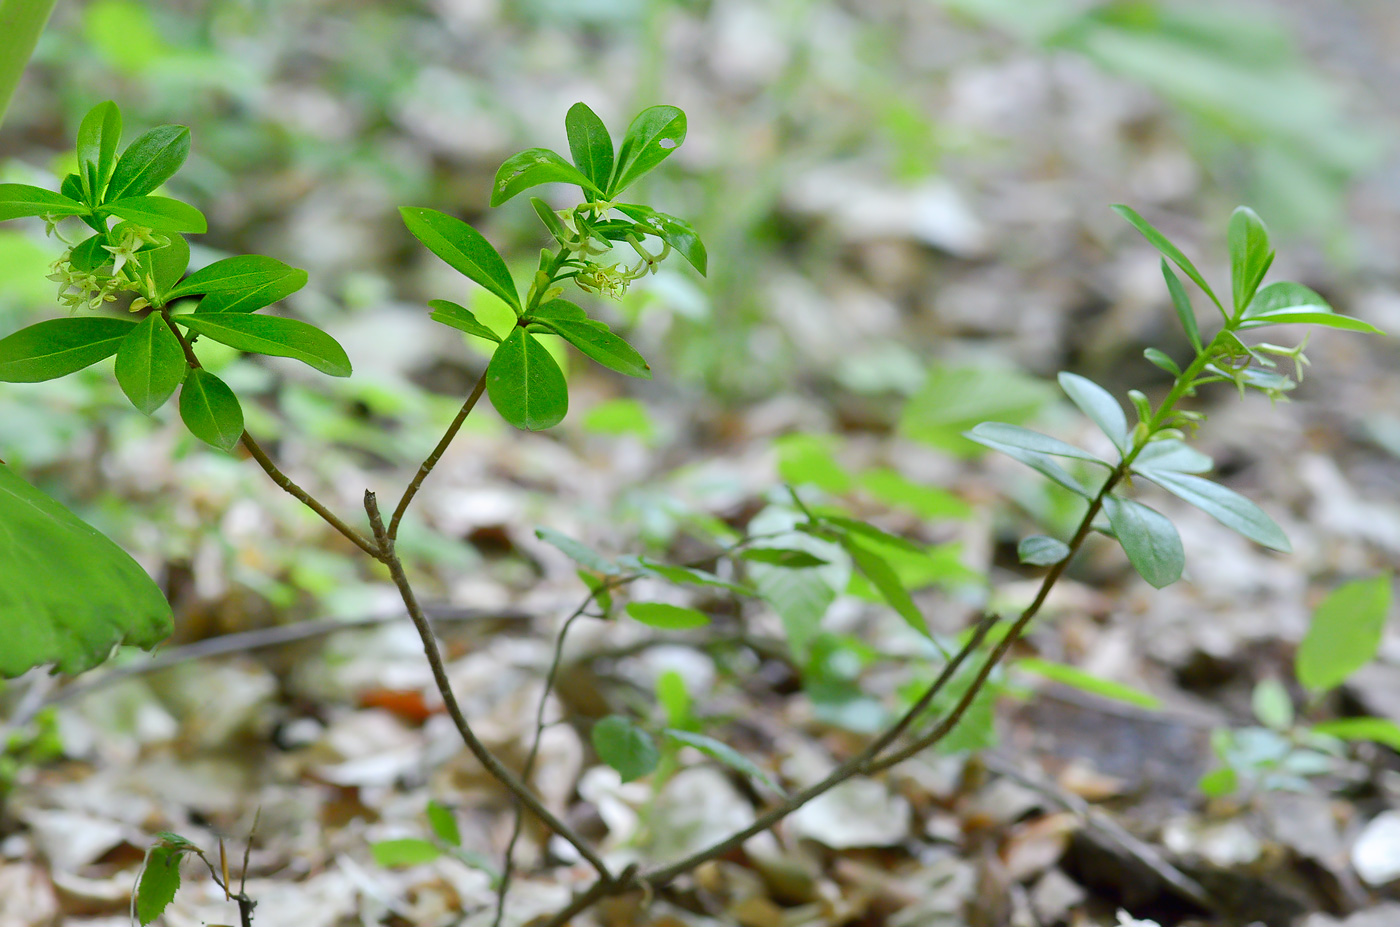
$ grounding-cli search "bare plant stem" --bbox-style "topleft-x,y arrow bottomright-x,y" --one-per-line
386,367 -> 488,541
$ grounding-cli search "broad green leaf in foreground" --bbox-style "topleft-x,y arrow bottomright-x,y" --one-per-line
1137,469 -> 1290,552
107,125 -> 190,201
566,102 -> 614,192
193,260 -> 307,313
609,105 -> 687,195
400,207 -> 520,311
535,314 -> 651,379
486,327 -> 568,430
115,313 -> 187,414
613,203 -> 708,275
0,464 -> 172,677
1102,494 -> 1184,589
179,368 -> 244,451
167,254 -> 307,301
592,715 -> 659,782
102,196 -> 206,233
0,317 -> 137,382
135,232 -> 191,298
1296,574 -> 1392,693
76,100 -> 122,201
0,183 -> 90,221
175,313 -> 352,377
490,147 -> 602,206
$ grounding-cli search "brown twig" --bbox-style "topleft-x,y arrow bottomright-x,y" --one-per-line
387,367 -> 488,541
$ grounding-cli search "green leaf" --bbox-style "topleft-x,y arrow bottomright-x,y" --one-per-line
1228,206 -> 1273,314
840,536 -> 927,636
1251,677 -> 1294,730
592,715 -> 659,782
179,368 -> 244,451
1198,765 -> 1238,798
613,203 -> 707,275
0,317 -> 136,382
1137,469 -> 1290,552
566,102 -> 615,193
530,197 -> 573,245
775,433 -> 852,493
1131,439 -> 1213,475
1057,372 -> 1128,454
426,801 -> 461,847
535,527 -> 620,575
167,254 -> 307,301
609,105 -> 686,196
193,264 -> 308,313
1112,204 -> 1223,313
533,312 -> 651,379
1312,716 -> 1400,752
1101,494 -> 1184,589
134,233 -> 191,297
491,148 -> 603,207
102,196 -> 206,233
741,548 -> 829,569
69,232 -> 110,273
1143,348 -> 1180,376
107,125 -> 190,200
530,300 -> 588,322
136,844 -> 186,925
665,728 -> 784,793
0,184 -> 90,221
625,601 -> 710,630
1296,574 -> 1392,693
1243,281 -> 1333,317
61,173 -> 86,205
858,468 -> 971,521
175,314 -> 351,377
656,671 -> 691,729
486,327 -> 568,430
1018,535 -> 1070,566
965,422 -> 1110,465
0,463 -> 172,677
1015,657 -> 1161,709
115,313 -> 187,414
370,838 -> 442,868
964,429 -> 1091,498
76,100 -> 122,202
816,515 -> 926,555
1239,309 -> 1383,334
399,207 -> 520,311
1162,260 -> 1202,353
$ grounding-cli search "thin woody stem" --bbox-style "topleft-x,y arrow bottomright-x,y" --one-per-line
387,367 -> 488,541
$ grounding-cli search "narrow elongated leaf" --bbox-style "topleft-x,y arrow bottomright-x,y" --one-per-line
491,148 -> 602,207
1228,206 -> 1273,313
0,317 -> 136,382
964,429 -> 1091,497
1137,469 -> 1290,552
840,536 -> 927,636
1238,310 -> 1383,334
530,299 -> 587,322
1312,717 -> 1400,752
107,125 -> 190,200
486,327 -> 567,430
536,314 -> 650,379
1018,535 -> 1070,566
0,184 -> 89,221
76,100 -> 122,201
69,232 -> 111,273
1162,260 -> 1202,352
566,102 -> 614,192
665,729 -> 784,793
428,299 -> 501,342
610,105 -> 686,195
1112,204 -> 1223,312
592,715 -> 659,782
531,197 -> 573,244
194,262 -> 307,313
1102,494 -> 1184,589
535,527 -> 619,575
399,207 -> 520,311
1015,657 -> 1161,709
1296,574 -> 1392,693
370,839 -> 441,868
103,196 -> 206,233
614,203 -> 707,275
168,254 -> 306,300
1244,281 -> 1333,317
625,601 -> 710,630
966,422 -> 1110,465
179,368 -> 244,451
135,233 -> 191,298
818,515 -> 925,555
1058,372 -> 1128,454
635,558 -> 754,595
1132,439 -> 1213,475
0,464 -> 172,677
135,845 -> 186,925
175,314 -> 351,377
115,313 -> 187,414
1143,348 -> 1180,376
741,548 -> 829,569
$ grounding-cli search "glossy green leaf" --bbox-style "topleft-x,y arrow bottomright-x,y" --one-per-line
76,100 -> 122,202
400,207 -> 520,311
1143,347 -> 1180,376
490,148 -> 602,207
530,197 -> 573,244
0,317 -> 136,382
486,327 -> 568,430
0,184 -> 90,221
370,838 -> 441,868
426,801 -> 461,847
529,299 -> 587,322
1018,535 -> 1070,566
60,173 -> 85,204
1015,658 -> 1161,709
179,368 -> 244,451
1239,309 -> 1383,334
69,232 -> 111,273
741,548 -> 829,569
625,601 -> 710,630
964,429 -> 1091,497
0,464 -> 172,677
609,105 -> 686,195
1137,469 -> 1290,552
1161,260 -> 1201,353
613,203 -> 707,275
135,845 -> 186,925
102,196 -> 206,233
566,102 -> 615,193
966,422 -> 1109,465
1112,204 -> 1223,312
1058,371 -> 1128,454
535,527 -> 619,575
1312,717 -> 1400,752
1296,574 -> 1392,693
533,307 -> 650,379
1228,206 -> 1274,313
1102,494 -> 1184,589
1131,439 -> 1213,475
134,233 -> 191,298
665,729 -> 784,793
115,313 -> 187,414
193,267 -> 306,315
428,299 -> 501,341
175,314 -> 351,377
167,254 -> 307,300
107,125 -> 190,201
840,536 -> 927,636
1243,281 -> 1333,317
591,715 -> 659,782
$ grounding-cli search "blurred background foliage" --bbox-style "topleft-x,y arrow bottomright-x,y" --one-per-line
0,0 -> 1394,620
